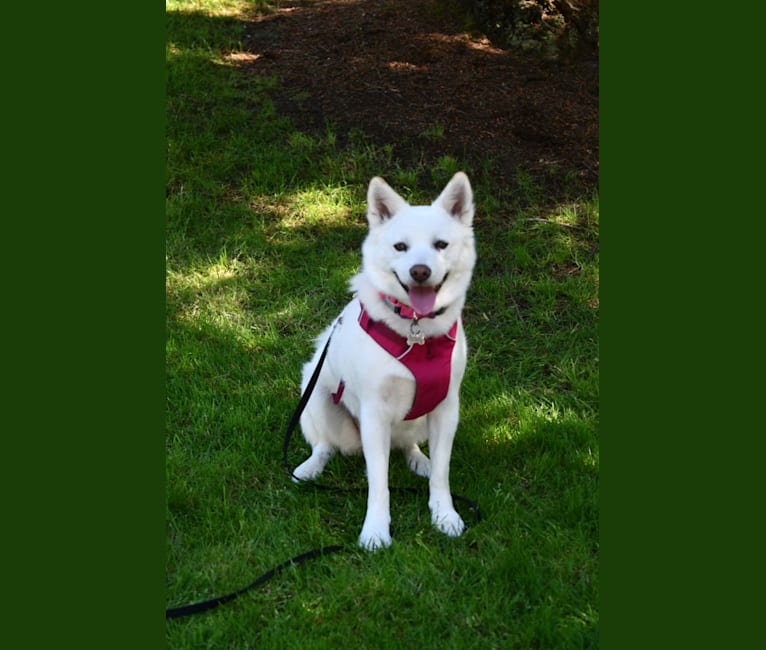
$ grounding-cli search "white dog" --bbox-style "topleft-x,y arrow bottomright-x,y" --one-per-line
293,172 -> 477,550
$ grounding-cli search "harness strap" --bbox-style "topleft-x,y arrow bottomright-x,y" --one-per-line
357,305 -> 458,420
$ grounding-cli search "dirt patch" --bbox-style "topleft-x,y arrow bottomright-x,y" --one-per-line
242,0 -> 598,199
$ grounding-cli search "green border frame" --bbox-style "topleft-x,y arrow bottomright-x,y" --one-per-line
3,3 -> 165,645
600,3 -> 764,647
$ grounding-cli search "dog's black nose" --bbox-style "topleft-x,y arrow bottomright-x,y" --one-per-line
409,264 -> 431,284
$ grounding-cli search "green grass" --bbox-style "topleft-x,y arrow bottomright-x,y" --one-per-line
166,1 -> 598,647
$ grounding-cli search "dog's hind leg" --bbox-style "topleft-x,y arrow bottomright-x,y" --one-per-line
293,394 -> 337,481
292,441 -> 334,482
405,443 -> 431,478
293,388 -> 360,482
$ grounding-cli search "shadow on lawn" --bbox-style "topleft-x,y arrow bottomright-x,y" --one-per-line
167,1 -> 598,205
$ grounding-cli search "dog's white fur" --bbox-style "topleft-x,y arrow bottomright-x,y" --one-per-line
293,172 -> 476,550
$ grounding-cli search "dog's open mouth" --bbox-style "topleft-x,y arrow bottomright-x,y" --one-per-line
396,273 -> 448,316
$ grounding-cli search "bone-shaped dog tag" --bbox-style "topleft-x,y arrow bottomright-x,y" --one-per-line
407,320 -> 426,346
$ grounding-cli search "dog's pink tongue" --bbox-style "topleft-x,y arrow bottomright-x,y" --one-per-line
408,286 -> 437,316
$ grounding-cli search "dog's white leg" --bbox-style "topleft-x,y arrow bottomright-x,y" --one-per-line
294,382 -> 359,481
292,441 -> 334,482
427,402 -> 465,537
358,408 -> 392,550
405,443 -> 431,478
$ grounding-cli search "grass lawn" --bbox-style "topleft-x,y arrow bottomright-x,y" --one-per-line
166,1 -> 599,647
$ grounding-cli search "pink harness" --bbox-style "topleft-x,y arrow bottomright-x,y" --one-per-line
332,302 -> 458,420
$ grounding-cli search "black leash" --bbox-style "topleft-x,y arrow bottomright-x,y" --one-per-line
165,545 -> 344,619
167,321 -> 480,620
167,332 -> 341,621
283,323 -> 337,483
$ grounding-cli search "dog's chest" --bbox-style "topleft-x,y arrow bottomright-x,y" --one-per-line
337,304 -> 458,420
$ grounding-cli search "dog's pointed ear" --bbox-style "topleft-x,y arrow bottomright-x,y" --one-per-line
367,177 -> 408,226
435,172 -> 474,226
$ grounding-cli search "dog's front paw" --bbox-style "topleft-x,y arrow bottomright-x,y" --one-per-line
430,504 -> 465,537
358,523 -> 392,551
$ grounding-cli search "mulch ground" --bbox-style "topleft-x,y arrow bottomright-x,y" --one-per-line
241,0 -> 598,199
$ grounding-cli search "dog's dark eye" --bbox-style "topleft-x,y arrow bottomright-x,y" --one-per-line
434,240 -> 449,250
393,242 -> 408,252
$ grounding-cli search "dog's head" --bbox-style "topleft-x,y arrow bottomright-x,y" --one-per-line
360,172 -> 476,317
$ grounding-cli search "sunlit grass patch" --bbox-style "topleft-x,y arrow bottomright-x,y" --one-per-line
276,184 -> 358,229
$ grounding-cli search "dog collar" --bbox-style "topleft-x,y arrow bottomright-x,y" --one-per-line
379,293 -> 447,320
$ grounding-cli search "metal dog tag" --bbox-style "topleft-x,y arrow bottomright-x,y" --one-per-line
407,320 -> 426,346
